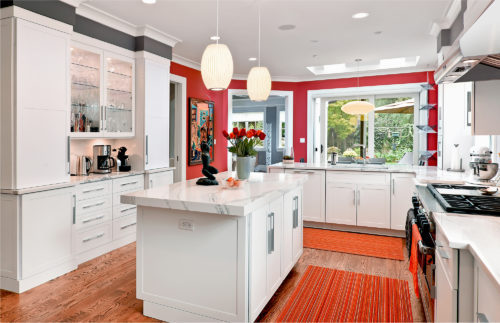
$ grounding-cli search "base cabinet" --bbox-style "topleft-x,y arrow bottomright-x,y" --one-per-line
390,174 -> 416,230
145,170 -> 174,189
357,185 -> 390,228
435,250 -> 457,322
326,182 -> 357,225
476,265 -> 500,323
284,169 -> 325,222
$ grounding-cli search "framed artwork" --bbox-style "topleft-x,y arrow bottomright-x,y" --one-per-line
189,98 -> 215,165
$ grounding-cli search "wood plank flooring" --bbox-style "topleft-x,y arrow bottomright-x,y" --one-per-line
1,241 -> 424,322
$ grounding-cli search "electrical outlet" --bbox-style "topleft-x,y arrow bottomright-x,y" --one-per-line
179,219 -> 194,231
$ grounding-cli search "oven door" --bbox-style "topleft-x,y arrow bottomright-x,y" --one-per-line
418,241 -> 435,322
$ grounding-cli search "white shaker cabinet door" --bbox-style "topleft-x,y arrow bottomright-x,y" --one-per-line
284,169 -> 325,222
21,187 -> 74,279
390,174 -> 416,230
282,190 -> 295,276
267,197 -> 283,295
250,205 -> 268,322
144,59 -> 170,170
435,252 -> 457,323
325,182 -> 357,225
16,19 -> 70,188
476,265 -> 500,323
147,170 -> 174,188
357,185 -> 390,229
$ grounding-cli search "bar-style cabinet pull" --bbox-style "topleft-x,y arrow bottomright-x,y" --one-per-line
353,189 -> 356,205
82,214 -> 105,224
82,201 -> 105,209
120,181 -> 138,187
82,233 -> 104,243
82,187 -> 104,194
145,135 -> 149,164
293,196 -> 299,229
392,178 -> 395,195
72,194 -> 76,224
357,190 -> 360,205
120,222 -> 137,230
268,212 -> 275,254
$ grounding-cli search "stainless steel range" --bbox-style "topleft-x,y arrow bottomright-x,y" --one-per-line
427,184 -> 500,216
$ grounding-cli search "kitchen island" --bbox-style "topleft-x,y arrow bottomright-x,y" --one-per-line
121,172 -> 307,322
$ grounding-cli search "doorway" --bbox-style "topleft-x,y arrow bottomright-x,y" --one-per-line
227,90 -> 294,171
169,74 -> 187,182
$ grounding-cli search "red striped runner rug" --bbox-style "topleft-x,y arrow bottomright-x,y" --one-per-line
277,266 -> 413,322
304,228 -> 405,260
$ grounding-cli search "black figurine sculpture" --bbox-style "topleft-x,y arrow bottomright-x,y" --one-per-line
196,141 -> 219,186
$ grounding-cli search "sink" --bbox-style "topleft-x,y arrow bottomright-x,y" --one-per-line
330,163 -> 388,170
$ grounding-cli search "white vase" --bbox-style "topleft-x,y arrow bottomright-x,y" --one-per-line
236,156 -> 255,180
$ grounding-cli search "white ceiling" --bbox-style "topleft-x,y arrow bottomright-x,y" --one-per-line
85,0 -> 453,80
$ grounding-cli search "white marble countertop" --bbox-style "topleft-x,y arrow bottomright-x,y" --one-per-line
433,212 -> 500,287
121,171 -> 308,217
0,167 -> 174,195
269,163 -> 485,185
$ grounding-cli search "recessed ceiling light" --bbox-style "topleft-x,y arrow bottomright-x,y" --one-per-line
278,24 -> 296,31
142,0 -> 156,4
248,57 -> 257,61
210,36 -> 220,41
352,12 -> 369,19
310,40 -> 319,43
312,54 -> 318,58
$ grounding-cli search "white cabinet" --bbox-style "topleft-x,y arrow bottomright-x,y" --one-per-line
1,187 -> 77,293
1,18 -> 70,190
472,80 -> 500,135
146,170 -> 174,189
435,250 -> 457,323
326,172 -> 390,229
390,174 -> 416,230
357,185 -> 390,228
284,169 -> 325,222
144,59 -> 170,170
267,197 -> 283,295
326,182 -> 357,225
69,42 -> 135,138
476,265 -> 500,323
283,187 -> 303,276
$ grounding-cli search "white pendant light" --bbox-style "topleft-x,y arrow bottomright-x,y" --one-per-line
247,2 -> 271,101
201,0 -> 233,91
341,59 -> 375,115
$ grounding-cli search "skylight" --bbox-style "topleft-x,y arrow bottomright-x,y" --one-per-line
306,56 -> 420,75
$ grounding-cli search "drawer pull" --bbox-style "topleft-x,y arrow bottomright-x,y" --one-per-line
121,206 -> 137,213
292,196 -> 299,229
120,181 -> 138,187
120,222 -> 137,230
82,201 -> 105,209
477,313 -> 489,323
437,246 -> 450,259
82,187 -> 105,194
82,215 -> 105,224
292,170 -> 315,175
82,233 -> 104,243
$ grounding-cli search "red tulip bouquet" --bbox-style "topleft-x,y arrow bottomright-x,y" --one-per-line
222,127 -> 267,157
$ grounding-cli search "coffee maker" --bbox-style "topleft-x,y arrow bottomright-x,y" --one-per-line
92,145 -> 116,174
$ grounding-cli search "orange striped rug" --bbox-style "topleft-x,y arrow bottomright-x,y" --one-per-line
277,265 -> 413,322
304,228 -> 405,260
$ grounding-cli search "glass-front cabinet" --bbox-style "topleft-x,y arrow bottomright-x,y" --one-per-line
70,43 -> 134,137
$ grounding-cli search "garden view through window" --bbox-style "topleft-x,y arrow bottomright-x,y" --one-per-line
327,96 -> 414,164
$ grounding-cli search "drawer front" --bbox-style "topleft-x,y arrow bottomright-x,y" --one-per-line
112,175 -> 144,194
327,171 -> 389,185
76,195 -> 112,215
436,228 -> 458,288
75,222 -> 112,254
113,213 -> 137,240
76,180 -> 112,201
75,207 -> 112,230
113,204 -> 137,219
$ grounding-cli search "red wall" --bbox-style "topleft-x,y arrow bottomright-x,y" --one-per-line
171,62 -> 437,179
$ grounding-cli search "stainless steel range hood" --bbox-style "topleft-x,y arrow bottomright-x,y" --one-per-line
435,0 -> 500,83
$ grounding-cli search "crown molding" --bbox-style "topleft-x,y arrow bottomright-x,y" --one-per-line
137,25 -> 181,47
76,3 -> 137,36
172,54 -> 201,70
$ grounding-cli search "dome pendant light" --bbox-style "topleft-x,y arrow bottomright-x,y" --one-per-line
201,0 -> 233,91
247,2 -> 271,101
341,59 -> 375,115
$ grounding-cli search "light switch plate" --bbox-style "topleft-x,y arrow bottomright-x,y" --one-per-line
179,219 -> 194,231
300,138 -> 305,143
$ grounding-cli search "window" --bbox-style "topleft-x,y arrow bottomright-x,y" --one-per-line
232,111 -> 264,147
279,110 -> 286,148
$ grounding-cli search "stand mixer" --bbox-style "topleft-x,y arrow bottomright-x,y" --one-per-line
469,146 -> 499,184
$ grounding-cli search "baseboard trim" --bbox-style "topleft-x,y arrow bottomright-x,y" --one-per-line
0,260 -> 76,293
304,222 -> 405,238
143,301 -> 220,322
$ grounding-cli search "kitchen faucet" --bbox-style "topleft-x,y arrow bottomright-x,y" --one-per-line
352,143 -> 366,161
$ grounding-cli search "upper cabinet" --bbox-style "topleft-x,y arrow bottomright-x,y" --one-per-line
472,80 -> 500,135
70,42 -> 135,138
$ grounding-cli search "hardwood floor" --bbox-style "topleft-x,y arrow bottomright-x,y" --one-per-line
1,242 -> 424,322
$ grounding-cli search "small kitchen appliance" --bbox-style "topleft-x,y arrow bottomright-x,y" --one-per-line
92,145 -> 116,174
469,146 -> 499,182
116,146 -> 131,172
78,156 -> 92,176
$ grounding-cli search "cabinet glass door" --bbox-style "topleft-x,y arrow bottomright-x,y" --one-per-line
105,56 -> 133,134
70,47 -> 101,134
